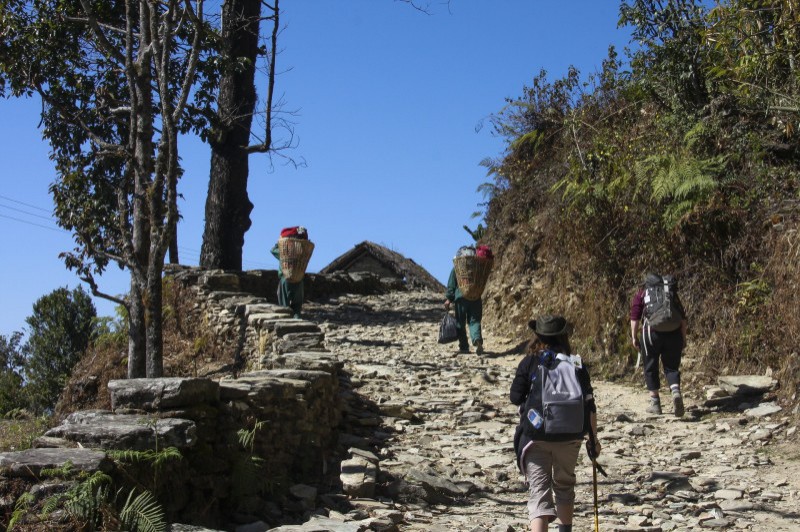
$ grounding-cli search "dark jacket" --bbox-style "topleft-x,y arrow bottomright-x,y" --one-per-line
510,346 -> 595,469
445,268 -> 462,301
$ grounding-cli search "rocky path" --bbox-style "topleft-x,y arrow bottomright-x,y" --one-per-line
303,290 -> 800,532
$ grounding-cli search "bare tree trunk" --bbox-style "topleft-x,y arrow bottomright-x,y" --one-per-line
145,263 -> 163,377
168,171 -> 179,264
127,280 -> 147,378
199,0 -> 262,271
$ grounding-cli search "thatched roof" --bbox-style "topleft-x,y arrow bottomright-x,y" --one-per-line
320,241 -> 444,292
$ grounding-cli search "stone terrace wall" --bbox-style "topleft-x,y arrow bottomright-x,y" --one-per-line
0,267 -> 397,530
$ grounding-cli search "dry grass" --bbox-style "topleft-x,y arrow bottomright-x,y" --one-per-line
0,417 -> 51,452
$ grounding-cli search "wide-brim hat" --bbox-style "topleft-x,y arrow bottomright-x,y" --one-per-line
528,315 -> 568,337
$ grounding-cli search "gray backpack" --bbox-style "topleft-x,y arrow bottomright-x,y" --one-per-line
523,351 -> 586,439
644,274 -> 684,332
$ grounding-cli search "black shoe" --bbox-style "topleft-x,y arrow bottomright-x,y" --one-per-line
475,340 -> 484,356
673,393 -> 685,418
459,346 -> 470,354
646,398 -> 662,415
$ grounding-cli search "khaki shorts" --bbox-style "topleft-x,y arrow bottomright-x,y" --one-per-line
522,439 -> 582,521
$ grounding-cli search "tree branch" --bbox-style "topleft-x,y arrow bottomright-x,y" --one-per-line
78,0 -> 127,63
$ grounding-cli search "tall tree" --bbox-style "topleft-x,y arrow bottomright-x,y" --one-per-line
23,287 -> 96,413
0,332 -> 25,414
0,0 -> 206,377
200,0 -> 281,270
619,0 -> 711,112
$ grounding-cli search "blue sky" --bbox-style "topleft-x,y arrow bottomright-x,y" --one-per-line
0,1 -> 631,336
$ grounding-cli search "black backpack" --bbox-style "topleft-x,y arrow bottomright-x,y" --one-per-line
522,351 -> 587,440
643,274 -> 684,332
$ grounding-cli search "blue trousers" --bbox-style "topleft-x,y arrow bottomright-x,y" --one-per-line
277,278 -> 304,318
454,297 -> 482,350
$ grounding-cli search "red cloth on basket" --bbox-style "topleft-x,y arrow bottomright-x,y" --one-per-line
476,245 -> 493,259
280,226 -> 308,239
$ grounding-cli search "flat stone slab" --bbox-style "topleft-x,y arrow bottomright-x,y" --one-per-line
273,352 -> 343,374
744,402 -> 782,417
45,411 -> 197,451
718,376 -> 777,395
244,303 -> 291,317
109,377 -> 220,411
273,321 -> 320,336
267,517 -> 364,532
0,448 -> 112,478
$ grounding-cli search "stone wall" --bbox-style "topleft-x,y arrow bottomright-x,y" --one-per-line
166,267 -> 402,372
0,266 -> 386,530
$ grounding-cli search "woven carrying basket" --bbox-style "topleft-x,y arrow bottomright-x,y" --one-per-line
453,255 -> 493,300
278,237 -> 315,283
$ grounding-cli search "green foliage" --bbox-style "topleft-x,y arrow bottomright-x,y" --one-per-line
94,305 -> 129,349
706,0 -> 800,114
237,419 -> 266,452
462,224 -> 486,243
108,447 -> 183,470
0,332 -> 25,414
59,473 -> 166,532
231,419 -> 272,500
22,286 -> 97,413
636,153 -> 726,228
38,452 -> 172,532
619,0 -> 711,113
7,491 -> 35,531
118,489 -> 167,532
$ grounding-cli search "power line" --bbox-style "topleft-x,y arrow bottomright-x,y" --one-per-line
0,202 -> 56,222
0,194 -> 275,268
0,213 -> 66,233
0,194 -> 52,213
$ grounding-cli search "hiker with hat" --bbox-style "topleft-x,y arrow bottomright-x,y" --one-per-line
271,226 -> 312,319
443,245 -> 493,355
630,273 -> 688,417
510,315 -> 600,532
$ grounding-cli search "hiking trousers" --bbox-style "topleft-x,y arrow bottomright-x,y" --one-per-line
523,440 -> 582,522
454,297 -> 482,350
277,278 -> 304,318
642,326 -> 683,391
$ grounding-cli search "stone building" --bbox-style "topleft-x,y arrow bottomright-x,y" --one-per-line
320,241 -> 444,292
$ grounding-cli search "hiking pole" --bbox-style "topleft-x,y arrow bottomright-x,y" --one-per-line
587,429 -> 607,532
592,458 -> 599,532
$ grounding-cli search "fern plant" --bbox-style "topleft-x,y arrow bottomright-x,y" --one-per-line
636,153 -> 726,227
118,488 -> 167,532
43,471 -> 167,532
231,420 -> 270,500
7,491 -> 35,531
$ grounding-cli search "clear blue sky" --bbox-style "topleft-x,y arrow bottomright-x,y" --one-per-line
0,1 -> 631,336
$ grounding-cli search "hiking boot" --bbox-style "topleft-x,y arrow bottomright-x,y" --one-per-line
459,345 -> 470,354
646,398 -> 662,415
475,340 -> 484,356
673,392 -> 685,418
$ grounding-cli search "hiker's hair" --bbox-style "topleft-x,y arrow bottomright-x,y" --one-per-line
526,333 -> 571,355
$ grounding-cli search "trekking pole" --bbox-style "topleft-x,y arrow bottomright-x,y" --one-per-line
592,459 -> 600,532
587,429 -> 607,532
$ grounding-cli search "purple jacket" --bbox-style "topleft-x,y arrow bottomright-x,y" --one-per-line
630,289 -> 645,321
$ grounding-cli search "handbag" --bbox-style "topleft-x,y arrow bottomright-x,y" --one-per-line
438,312 -> 459,344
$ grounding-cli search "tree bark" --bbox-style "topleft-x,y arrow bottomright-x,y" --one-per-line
145,262 -> 163,377
199,0 -> 262,271
127,280 -> 146,378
